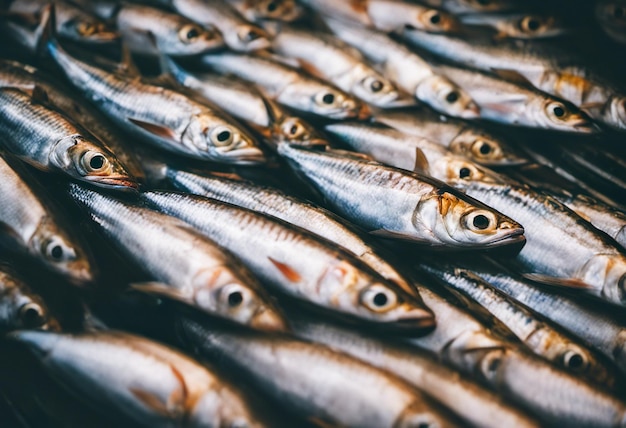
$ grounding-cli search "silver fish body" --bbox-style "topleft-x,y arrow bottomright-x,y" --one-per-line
0,154 -> 95,285
178,317 -> 458,428
226,0 -> 303,22
11,330 -> 267,428
460,13 -> 567,39
47,41 -> 266,164
143,190 -> 436,333
69,185 -> 286,332
278,144 -> 524,248
324,18 -> 480,119
199,51 -> 366,120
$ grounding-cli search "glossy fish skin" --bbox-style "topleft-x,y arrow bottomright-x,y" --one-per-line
69,185 -> 286,333
422,263 -> 618,388
460,13 -> 566,39
451,179 -> 626,307
0,88 -> 137,190
143,191 -> 435,333
11,330 -> 267,428
324,19 -> 480,119
288,314 -> 540,428
199,52 -> 366,120
0,60 -> 146,183
47,41 -> 266,164
162,57 -> 327,147
373,109 -> 528,167
178,317 -> 458,428
300,0 -> 461,33
270,26 -> 409,108
115,4 -> 223,57
435,64 -> 597,133
467,259 -> 626,375
0,267 -> 58,332
226,0 -> 303,22
163,0 -> 271,52
418,0 -> 518,14
278,144 -> 524,248
0,155 -> 95,286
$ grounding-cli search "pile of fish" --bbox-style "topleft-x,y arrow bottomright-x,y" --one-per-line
1,0 -> 626,426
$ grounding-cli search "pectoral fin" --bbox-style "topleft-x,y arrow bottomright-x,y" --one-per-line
128,118 -> 178,142
129,282 -> 187,301
491,68 -> 533,87
268,257 -> 301,283
130,388 -> 170,416
523,273 -> 592,289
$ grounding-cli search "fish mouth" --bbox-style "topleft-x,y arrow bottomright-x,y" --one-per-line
460,102 -> 481,119
571,116 -> 601,133
357,104 -> 372,120
222,147 -> 267,164
485,231 -> 526,248
84,32 -> 121,43
250,308 -> 290,333
370,311 -> 437,336
86,175 -> 139,191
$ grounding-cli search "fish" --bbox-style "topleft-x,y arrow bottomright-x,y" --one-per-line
69,184 -> 287,333
0,266 -> 58,332
178,316 -> 459,428
158,55 -> 328,147
421,262 -> 619,388
143,190 -> 436,333
0,59 -> 146,183
400,29 -> 626,131
112,3 -> 224,57
46,39 -> 267,164
0,87 -> 138,190
323,18 -> 480,119
0,154 -> 95,286
278,143 -> 525,248
300,0 -> 462,33
288,313 -> 540,428
226,0 -> 303,22
433,64 -> 598,133
419,0 -> 519,14
460,13 -> 566,39
199,51 -> 367,120
157,0 -> 271,51
373,109 -> 528,166
10,330 -> 268,427
596,0 -> 626,44
269,26 -> 411,108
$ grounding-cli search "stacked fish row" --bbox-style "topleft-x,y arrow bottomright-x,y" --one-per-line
0,0 -> 626,426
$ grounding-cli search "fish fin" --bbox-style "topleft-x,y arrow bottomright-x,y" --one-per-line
30,85 -> 50,105
491,68 -> 534,86
130,388 -> 170,416
327,149 -> 374,161
480,94 -> 529,114
308,417 -> 339,428
167,365 -> 188,408
268,257 -> 302,283
523,274 -> 593,289
119,43 -> 141,79
296,59 -> 324,79
208,171 -> 245,181
413,147 -> 429,173
369,228 -> 421,242
128,118 -> 178,141
35,3 -> 54,60
261,96 -> 284,125
0,10 -> 41,28
492,31 -> 509,41
129,281 -> 187,301
579,101 -> 605,110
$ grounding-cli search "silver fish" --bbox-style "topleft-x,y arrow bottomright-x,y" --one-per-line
69,185 -> 287,332
0,88 -> 137,190
114,3 -> 223,57
199,51 -> 368,120
178,317 -> 458,428
11,330 -> 267,427
324,18 -> 480,119
373,109 -> 528,166
278,144 -> 524,248
460,13 -> 567,39
47,40 -> 266,164
270,26 -> 410,108
143,191 -> 436,333
226,0 -> 303,22
0,154 -> 95,285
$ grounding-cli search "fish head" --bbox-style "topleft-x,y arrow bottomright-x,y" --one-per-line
395,402 -> 451,428
0,283 -> 57,332
185,114 -> 267,164
579,254 -> 626,305
191,388 -> 263,428
413,8 -> 463,33
439,157 -> 501,183
605,95 -> 626,130
171,23 -> 224,55
29,217 -> 96,287
52,135 -> 138,190
351,67 -> 403,107
225,24 -> 271,52
64,19 -> 120,44
534,97 -> 598,133
247,0 -> 304,21
557,344 -> 592,375
449,129 -> 528,166
271,115 -> 328,147
510,15 -> 561,39
192,267 -> 288,332
290,84 -> 365,119
415,76 -> 480,119
418,190 -> 524,247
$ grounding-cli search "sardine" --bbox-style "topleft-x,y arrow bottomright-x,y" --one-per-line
113,3 -> 223,56
0,88 -> 137,190
47,40 -> 266,164
324,18 -> 480,119
460,13 -> 567,39
11,330 -> 268,427
69,185 -> 287,332
199,51 -> 367,120
270,26 -> 410,108
178,316 -> 458,428
300,0 -> 461,33
0,154 -> 95,285
373,109 -> 528,166
278,144 -> 524,248
226,0 -> 303,22
143,190 -> 436,333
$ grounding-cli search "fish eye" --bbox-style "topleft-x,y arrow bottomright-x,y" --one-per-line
464,210 -> 496,232
459,167 -> 471,179
445,91 -> 459,103
547,102 -> 570,120
562,350 -> 588,372
19,302 -> 47,328
520,16 -> 543,32
360,285 -> 398,312
42,238 -> 75,263
266,1 -> 279,12
240,28 -> 263,43
80,151 -> 110,174
220,284 -> 249,310
316,92 -> 338,106
210,127 -> 235,147
282,119 -> 306,139
179,24 -> 201,43
77,22 -> 96,36
368,78 -> 384,93
472,140 -> 495,158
